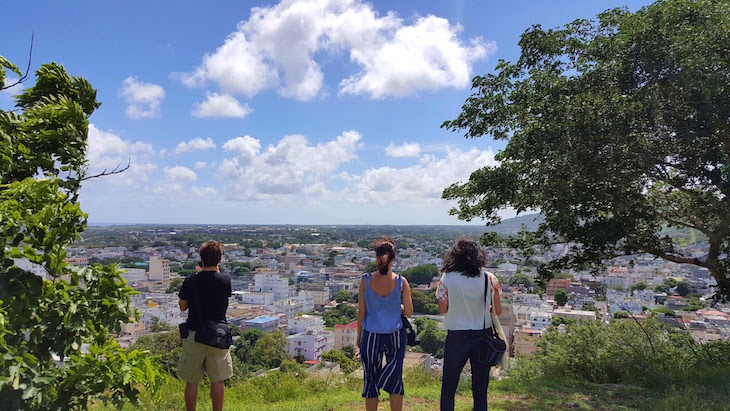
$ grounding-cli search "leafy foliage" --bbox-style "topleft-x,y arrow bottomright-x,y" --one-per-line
413,317 -> 446,358
411,290 -> 439,314
251,330 -> 290,369
554,289 -> 568,307
322,304 -> 357,327
511,318 -> 730,386
0,56 -> 163,410
442,0 -> 730,300
321,348 -> 359,374
401,264 -> 439,285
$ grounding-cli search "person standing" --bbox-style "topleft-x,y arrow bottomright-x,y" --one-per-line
437,237 -> 502,411
357,237 -> 414,411
177,240 -> 233,411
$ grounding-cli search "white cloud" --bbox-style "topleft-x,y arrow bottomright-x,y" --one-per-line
156,166 -> 198,193
119,77 -> 165,119
340,16 -> 493,98
192,92 -> 252,118
86,124 -> 157,186
386,142 -> 420,158
191,186 -> 218,198
175,137 -> 216,153
179,0 -> 491,100
349,147 -> 497,203
219,130 -> 361,199
194,161 -> 207,169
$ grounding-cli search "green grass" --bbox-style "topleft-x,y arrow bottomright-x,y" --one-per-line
90,366 -> 730,411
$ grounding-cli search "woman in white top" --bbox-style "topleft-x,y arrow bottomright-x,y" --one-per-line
437,237 -> 501,411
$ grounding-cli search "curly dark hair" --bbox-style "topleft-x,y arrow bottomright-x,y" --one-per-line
441,237 -> 487,277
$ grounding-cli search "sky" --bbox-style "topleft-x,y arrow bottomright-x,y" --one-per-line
1,0 -> 653,225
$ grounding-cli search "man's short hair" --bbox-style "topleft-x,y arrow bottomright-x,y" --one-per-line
372,237 -> 396,260
199,240 -> 223,267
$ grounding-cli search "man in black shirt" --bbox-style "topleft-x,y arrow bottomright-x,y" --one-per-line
177,240 -> 232,411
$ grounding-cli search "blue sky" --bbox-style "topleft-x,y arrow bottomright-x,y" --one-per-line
1,0 -> 653,225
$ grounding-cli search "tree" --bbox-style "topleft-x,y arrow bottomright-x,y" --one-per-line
629,281 -> 649,293
251,330 -> 290,369
166,277 -> 184,294
675,282 -> 693,297
419,322 -> 446,358
363,261 -> 377,273
341,344 -> 356,360
401,264 -> 439,285
129,332 -> 182,375
509,272 -> 535,289
148,317 -> 174,333
411,290 -> 438,314
554,289 -> 568,307
335,290 -> 350,303
295,352 -> 306,365
0,56 -> 162,409
321,348 -> 358,374
441,0 -> 730,301
664,278 -> 679,288
233,328 -> 264,364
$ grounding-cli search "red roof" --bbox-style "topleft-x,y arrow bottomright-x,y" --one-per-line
334,321 -> 357,330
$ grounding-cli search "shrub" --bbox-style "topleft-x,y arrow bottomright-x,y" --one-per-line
510,318 -> 730,386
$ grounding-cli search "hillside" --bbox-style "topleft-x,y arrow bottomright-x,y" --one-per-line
90,366 -> 729,411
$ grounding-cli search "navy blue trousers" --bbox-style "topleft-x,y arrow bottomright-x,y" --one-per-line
440,329 -> 492,411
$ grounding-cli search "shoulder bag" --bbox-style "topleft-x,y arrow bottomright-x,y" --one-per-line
191,274 -> 233,349
398,275 -> 419,346
483,272 -> 506,366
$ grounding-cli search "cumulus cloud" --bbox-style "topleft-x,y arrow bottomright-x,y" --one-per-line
119,77 -> 165,119
179,0 -> 492,100
386,142 -> 420,158
219,130 -> 361,199
192,92 -> 252,118
175,137 -> 216,153
86,124 -> 157,185
349,147 -> 497,202
156,166 -> 198,193
194,161 -> 207,169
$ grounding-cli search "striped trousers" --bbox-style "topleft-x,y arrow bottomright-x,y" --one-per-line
359,328 -> 406,398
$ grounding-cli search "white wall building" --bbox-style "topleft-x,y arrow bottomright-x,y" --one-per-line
530,311 -> 553,331
254,273 -> 291,300
121,268 -> 147,284
287,330 -> 335,361
234,291 -> 275,305
288,315 -> 325,334
334,321 -> 357,349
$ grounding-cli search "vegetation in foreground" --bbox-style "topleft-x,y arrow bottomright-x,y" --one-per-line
88,364 -> 730,411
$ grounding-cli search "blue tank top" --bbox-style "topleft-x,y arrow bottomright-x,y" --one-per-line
361,273 -> 403,334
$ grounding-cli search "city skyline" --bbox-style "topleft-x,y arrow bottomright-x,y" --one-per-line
1,0 -> 653,224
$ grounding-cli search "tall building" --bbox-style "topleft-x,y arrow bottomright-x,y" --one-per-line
148,255 -> 171,289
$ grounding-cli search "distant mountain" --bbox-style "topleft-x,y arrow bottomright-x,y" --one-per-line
483,213 -> 544,235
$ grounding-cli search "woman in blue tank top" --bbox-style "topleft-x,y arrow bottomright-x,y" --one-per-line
357,237 -> 413,411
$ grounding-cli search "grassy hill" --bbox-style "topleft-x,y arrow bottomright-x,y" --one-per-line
90,366 -> 729,411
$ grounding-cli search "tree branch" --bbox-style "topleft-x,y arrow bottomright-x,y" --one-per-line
0,32 -> 33,91
625,238 -> 716,271
80,158 -> 130,181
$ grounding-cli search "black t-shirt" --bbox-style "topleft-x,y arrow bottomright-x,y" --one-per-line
179,271 -> 232,331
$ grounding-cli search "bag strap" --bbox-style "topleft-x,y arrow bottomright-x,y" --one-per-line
191,273 -> 208,325
483,273 -> 489,329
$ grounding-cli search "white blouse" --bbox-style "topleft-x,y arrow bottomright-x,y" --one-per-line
438,271 -> 499,331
